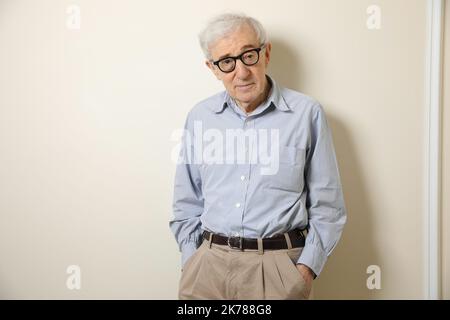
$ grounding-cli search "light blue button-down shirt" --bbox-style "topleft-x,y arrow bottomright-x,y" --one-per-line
169,75 -> 346,277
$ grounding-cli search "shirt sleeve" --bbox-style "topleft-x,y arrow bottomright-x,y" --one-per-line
296,103 -> 347,277
169,111 -> 204,269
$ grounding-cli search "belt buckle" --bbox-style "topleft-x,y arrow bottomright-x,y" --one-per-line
227,236 -> 243,250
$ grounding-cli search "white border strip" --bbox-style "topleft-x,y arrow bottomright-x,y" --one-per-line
424,0 -> 443,300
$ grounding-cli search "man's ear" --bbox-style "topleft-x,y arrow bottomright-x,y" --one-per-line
264,42 -> 272,66
205,60 -> 221,80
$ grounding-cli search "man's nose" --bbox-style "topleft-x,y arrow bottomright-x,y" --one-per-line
234,59 -> 250,78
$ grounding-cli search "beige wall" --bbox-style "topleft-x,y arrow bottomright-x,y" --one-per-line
0,0 -> 439,299
442,0 -> 450,301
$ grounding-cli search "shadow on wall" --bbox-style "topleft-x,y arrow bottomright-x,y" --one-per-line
268,39 -> 303,89
269,37 -> 381,299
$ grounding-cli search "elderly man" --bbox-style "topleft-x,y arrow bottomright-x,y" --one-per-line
169,13 -> 347,300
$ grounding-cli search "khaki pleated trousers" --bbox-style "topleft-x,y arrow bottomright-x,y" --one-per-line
178,237 -> 313,300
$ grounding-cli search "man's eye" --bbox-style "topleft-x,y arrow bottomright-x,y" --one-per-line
221,59 -> 233,65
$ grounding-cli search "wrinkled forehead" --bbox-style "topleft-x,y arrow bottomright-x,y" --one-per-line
209,25 -> 260,60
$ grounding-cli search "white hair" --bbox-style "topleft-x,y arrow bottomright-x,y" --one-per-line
198,13 -> 268,60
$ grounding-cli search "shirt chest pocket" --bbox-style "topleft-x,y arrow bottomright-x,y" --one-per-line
265,145 -> 306,193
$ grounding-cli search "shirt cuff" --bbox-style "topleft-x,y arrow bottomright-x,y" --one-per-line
181,241 -> 200,269
296,241 -> 328,278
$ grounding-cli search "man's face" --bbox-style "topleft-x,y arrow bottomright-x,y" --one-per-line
206,23 -> 272,109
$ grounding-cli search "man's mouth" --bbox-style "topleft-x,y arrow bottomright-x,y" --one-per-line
236,83 -> 254,90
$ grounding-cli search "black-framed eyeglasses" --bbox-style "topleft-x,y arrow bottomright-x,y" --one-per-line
212,44 -> 266,73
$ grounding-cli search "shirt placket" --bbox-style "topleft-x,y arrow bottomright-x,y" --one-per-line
231,116 -> 255,238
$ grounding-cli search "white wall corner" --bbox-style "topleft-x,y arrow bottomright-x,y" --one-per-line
424,0 -> 444,300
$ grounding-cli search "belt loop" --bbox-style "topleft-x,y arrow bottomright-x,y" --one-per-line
208,232 -> 213,249
257,237 -> 264,255
284,233 -> 293,249
301,228 -> 308,238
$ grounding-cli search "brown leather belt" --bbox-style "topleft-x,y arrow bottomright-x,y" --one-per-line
202,228 -> 306,250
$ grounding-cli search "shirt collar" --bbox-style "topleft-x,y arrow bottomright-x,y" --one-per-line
210,75 -> 290,113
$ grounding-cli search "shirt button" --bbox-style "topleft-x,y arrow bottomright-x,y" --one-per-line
235,203 -> 241,208
240,175 -> 245,181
